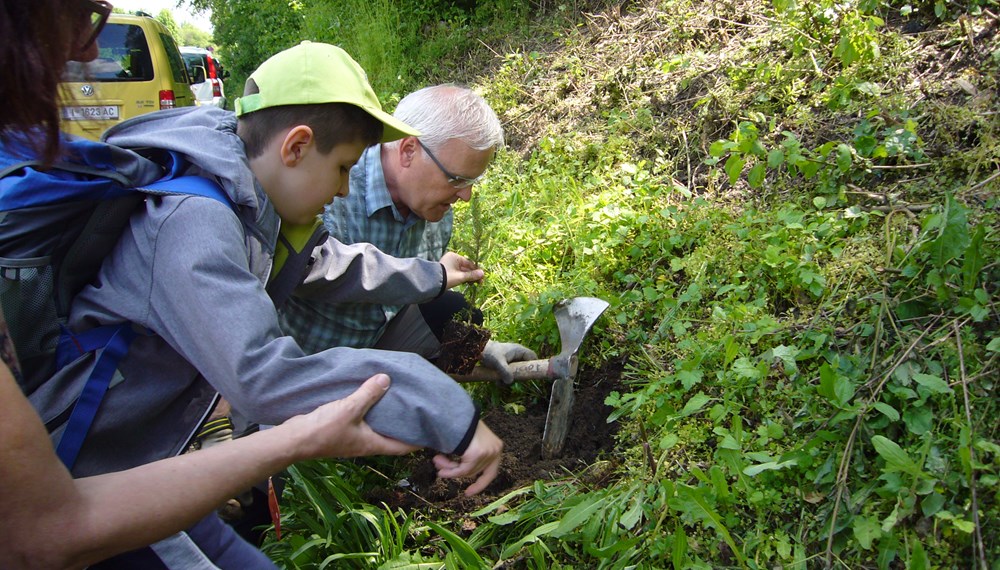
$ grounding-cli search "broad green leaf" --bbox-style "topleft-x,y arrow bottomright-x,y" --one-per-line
426,521 -> 487,568
770,344 -> 800,373
835,374 -> 856,405
920,493 -> 945,516
853,515 -> 882,549
800,159 -> 822,179
872,435 -> 925,478
836,143 -> 853,173
499,521 -> 559,559
988,337 -> 1000,353
669,486 -> 745,565
743,459 -> 798,476
660,432 -> 679,450
818,363 -> 838,402
882,502 -> 901,532
908,538 -> 928,570
488,512 -> 522,526
748,162 -> 766,188
471,487 -> 532,517
724,154 -> 744,185
951,518 -> 975,533
620,495 -> 644,530
583,535 -> 644,558
677,369 -> 703,389
961,224 -> 986,291
929,194 -> 970,268
767,148 -> 785,168
552,496 -> 607,537
855,81 -> 881,96
732,357 -> 764,380
873,402 -> 900,421
903,405 -> 933,435
718,433 -> 740,450
911,373 -> 952,394
709,140 -> 734,157
679,392 -> 712,417
672,524 -> 688,570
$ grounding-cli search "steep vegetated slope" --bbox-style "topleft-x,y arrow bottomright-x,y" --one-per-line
249,1 -> 998,567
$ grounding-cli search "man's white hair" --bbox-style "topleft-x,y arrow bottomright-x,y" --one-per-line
388,84 -> 504,152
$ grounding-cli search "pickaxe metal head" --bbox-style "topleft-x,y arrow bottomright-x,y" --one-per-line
449,296 -> 610,458
547,296 -> 611,379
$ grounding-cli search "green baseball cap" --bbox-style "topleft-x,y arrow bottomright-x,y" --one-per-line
234,41 -> 419,143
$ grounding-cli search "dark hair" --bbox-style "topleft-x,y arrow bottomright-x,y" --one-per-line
0,0 -> 84,164
237,79 -> 383,159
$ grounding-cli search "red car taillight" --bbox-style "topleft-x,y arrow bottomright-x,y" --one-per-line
212,80 -> 222,98
159,90 -> 176,109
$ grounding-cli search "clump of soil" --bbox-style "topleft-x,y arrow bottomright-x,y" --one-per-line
365,356 -> 626,513
435,320 -> 491,375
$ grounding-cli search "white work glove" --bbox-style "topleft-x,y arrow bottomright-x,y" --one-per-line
480,340 -> 538,385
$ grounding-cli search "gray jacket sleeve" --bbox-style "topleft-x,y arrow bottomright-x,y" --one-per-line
144,198 -> 477,454
294,237 -> 447,304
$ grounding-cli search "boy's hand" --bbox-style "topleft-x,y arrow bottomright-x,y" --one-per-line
288,374 -> 420,460
440,252 -> 484,288
432,421 -> 503,496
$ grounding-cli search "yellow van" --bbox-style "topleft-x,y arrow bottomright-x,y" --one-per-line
60,12 -> 195,141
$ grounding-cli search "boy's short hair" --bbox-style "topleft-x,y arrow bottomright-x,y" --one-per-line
234,41 -> 419,158
238,89 -> 382,159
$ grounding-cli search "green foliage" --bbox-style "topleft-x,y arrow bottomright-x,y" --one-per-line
155,8 -> 181,41
190,0 -> 540,103
251,0 -> 998,567
263,460 -> 488,568
178,22 -> 214,50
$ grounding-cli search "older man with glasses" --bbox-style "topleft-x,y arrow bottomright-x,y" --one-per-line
279,84 -> 536,383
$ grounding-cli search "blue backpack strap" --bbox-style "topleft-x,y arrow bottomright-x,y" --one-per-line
52,173 -> 232,470
144,174 -> 234,208
54,323 -> 137,469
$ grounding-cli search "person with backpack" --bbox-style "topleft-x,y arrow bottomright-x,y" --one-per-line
3,22 -> 504,570
0,1 -> 420,568
280,84 -> 538,385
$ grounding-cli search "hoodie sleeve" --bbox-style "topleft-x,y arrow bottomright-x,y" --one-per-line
143,197 -> 477,454
293,237 -> 446,304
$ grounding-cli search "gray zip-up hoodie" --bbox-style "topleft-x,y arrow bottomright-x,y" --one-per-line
30,107 -> 479,477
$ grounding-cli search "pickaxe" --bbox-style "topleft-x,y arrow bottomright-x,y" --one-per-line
451,297 -> 609,458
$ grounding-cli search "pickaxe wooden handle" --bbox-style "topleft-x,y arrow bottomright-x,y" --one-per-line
449,297 -> 609,458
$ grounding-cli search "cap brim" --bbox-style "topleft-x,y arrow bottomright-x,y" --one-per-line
365,106 -> 421,142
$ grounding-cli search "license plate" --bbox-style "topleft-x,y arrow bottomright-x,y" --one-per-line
61,105 -> 120,121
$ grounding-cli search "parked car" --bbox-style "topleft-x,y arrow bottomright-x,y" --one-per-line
180,46 -> 229,109
60,12 -> 195,141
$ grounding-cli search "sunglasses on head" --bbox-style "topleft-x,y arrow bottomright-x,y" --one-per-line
416,139 -> 484,189
78,0 -> 113,52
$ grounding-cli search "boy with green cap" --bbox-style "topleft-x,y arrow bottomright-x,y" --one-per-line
33,42 -> 502,568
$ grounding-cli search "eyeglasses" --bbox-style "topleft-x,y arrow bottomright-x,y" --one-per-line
416,139 -> 483,189
78,0 -> 113,52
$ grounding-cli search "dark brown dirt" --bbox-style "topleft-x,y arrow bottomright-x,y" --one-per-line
365,356 -> 626,513
435,320 -> 492,375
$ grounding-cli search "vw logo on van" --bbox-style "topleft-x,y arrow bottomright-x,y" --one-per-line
80,85 -> 95,97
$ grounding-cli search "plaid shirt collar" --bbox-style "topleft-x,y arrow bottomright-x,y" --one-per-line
359,145 -> 419,231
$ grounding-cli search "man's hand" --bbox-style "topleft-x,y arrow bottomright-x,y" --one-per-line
432,421 -> 503,496
481,340 -> 538,385
440,252 -> 484,289
288,374 -> 420,460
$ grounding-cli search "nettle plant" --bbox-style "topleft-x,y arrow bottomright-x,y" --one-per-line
706,113 -> 925,206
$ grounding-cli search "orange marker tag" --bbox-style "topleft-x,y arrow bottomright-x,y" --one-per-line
268,475 -> 282,540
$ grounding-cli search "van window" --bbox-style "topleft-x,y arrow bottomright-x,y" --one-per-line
182,53 -> 206,79
160,34 -> 190,84
63,23 -> 153,82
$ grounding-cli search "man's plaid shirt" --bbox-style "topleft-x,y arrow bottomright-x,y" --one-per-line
279,145 -> 452,353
